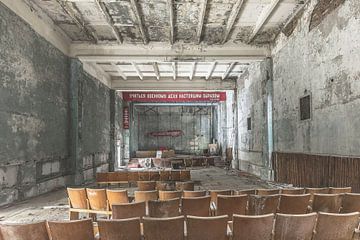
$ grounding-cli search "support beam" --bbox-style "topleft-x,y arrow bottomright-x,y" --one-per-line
206,62 -> 217,80
189,62 -> 196,80
153,62 -> 160,81
222,0 -> 245,44
55,0 -> 98,43
172,62 -> 177,81
196,0 -> 208,44
111,63 -> 127,80
222,62 -> 236,80
130,0 -> 148,44
95,0 -> 123,44
167,0 -> 175,44
132,62 -> 143,80
248,0 -> 281,43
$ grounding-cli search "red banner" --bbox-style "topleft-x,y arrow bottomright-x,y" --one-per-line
123,92 -> 226,102
123,107 -> 129,129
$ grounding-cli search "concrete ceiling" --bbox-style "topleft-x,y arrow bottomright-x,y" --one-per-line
27,0 -> 304,45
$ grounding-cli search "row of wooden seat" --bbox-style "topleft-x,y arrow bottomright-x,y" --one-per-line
2,212 -> 360,240
137,180 -> 194,191
96,170 -> 191,185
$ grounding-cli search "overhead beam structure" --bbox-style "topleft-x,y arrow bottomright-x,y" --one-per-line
222,0 -> 245,44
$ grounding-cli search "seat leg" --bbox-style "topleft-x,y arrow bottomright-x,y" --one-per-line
89,213 -> 97,221
69,211 -> 79,220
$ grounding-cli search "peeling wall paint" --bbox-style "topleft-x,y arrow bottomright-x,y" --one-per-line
272,0 -> 360,156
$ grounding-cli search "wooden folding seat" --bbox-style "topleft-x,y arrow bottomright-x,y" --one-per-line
216,195 -> 248,220
180,170 -> 191,181
181,196 -> 211,217
156,181 -> 174,191
248,194 -> 280,215
160,170 -> 171,181
256,189 -> 280,196
149,171 -> 160,181
312,193 -> 343,213
98,218 -> 141,240
170,170 -> 181,181
278,194 -> 311,214
86,188 -> 109,219
143,216 -> 185,240
186,215 -> 229,240
183,190 -> 207,198
341,193 -> 360,213
234,189 -> 256,195
96,172 -> 108,185
137,181 -> 156,191
114,171 -> 129,183
148,198 -> 180,218
159,190 -> 182,200
313,212 -> 360,240
128,171 -> 139,183
329,187 -> 352,194
138,171 -> 150,181
281,188 -> 305,195
305,187 -> 329,202
106,189 -> 129,210
210,190 -> 232,205
47,219 -> 94,240
0,221 -> 50,240
112,202 -> 146,219
67,188 -> 88,220
274,213 -> 317,240
176,181 -> 194,191
232,214 -> 274,240
134,190 -> 158,202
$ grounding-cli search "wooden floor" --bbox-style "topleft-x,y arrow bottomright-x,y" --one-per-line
0,167 -> 274,223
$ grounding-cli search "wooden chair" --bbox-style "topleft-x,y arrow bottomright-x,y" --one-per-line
183,190 -> 207,198
159,190 -> 182,200
138,171 -> 150,181
216,195 -> 248,220
274,213 -> 317,240
234,189 -> 256,195
180,170 -> 191,181
186,215 -> 229,240
210,190 -> 232,205
176,181 -> 194,191
96,173 -> 108,186
256,189 -> 280,196
134,190 -> 158,202
248,194 -> 280,215
107,171 -> 129,186
281,188 -> 305,195
341,193 -> 360,213
112,202 -> 146,219
232,214 -> 274,240
181,196 -> 211,217
106,189 -> 129,210
148,198 -> 180,218
0,221 -> 50,240
312,193 -> 343,213
67,188 -> 88,220
160,170 -> 171,181
149,171 -> 160,181
98,218 -> 141,240
329,187 -> 352,194
128,171 -> 139,185
143,216 -> 185,240
313,212 -> 360,240
86,188 -> 110,220
137,181 -> 156,191
305,187 -> 329,202
170,170 -> 181,181
278,194 -> 311,214
47,219 -> 94,240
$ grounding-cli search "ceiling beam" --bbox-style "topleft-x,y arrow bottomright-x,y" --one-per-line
111,63 -> 127,80
222,0 -> 245,44
172,62 -> 177,81
248,0 -> 281,43
129,0 -> 148,44
85,62 -> 111,86
206,62 -> 217,80
55,0 -> 98,43
222,62 -> 236,80
189,62 -> 196,80
153,62 -> 160,81
131,62 -> 143,80
167,0 -> 175,44
95,0 -> 122,44
196,0 -> 208,44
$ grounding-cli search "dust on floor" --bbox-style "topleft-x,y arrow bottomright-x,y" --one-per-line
0,167 -> 277,223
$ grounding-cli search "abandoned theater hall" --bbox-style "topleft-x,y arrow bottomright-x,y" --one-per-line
1,0 -> 360,239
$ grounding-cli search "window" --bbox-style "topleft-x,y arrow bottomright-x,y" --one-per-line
300,95 -> 311,120
247,117 -> 252,130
